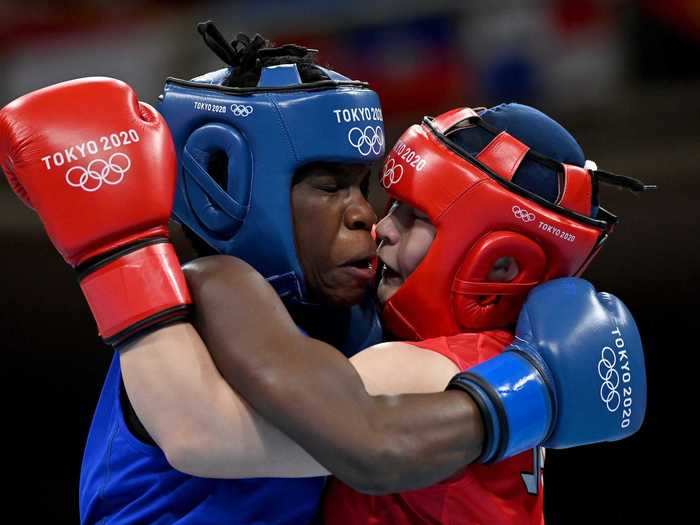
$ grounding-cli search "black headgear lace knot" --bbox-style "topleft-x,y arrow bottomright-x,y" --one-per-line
196,20 -> 317,72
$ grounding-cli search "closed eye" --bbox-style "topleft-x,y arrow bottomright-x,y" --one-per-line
413,209 -> 430,222
360,171 -> 371,198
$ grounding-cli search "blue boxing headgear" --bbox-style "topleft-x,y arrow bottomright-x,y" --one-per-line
158,27 -> 385,302
450,103 -> 587,205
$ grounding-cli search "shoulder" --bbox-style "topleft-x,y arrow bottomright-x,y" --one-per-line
349,341 -> 460,395
410,330 -> 514,370
351,340 -> 461,374
183,255 -> 259,284
183,255 -> 269,299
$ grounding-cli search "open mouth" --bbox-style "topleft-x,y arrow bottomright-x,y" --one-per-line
376,259 -> 403,303
341,254 -> 375,271
379,260 -> 401,282
339,254 -> 377,284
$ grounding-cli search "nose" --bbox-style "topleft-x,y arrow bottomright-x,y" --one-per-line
375,209 -> 400,246
344,188 -> 377,231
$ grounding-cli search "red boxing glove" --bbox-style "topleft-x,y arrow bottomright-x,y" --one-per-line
0,77 -> 191,345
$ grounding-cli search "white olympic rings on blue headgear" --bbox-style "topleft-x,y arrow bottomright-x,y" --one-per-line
231,104 -> 254,117
348,125 -> 384,156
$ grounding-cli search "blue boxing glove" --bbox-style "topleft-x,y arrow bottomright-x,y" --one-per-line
448,277 -> 646,463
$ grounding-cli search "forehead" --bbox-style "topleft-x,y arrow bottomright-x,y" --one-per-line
296,162 -> 372,181
382,200 -> 428,221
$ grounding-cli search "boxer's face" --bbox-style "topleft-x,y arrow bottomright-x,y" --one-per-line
292,163 -> 378,307
375,201 -> 436,305
375,201 -> 520,304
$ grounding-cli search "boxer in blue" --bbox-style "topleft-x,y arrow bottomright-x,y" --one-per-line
78,24 -> 385,524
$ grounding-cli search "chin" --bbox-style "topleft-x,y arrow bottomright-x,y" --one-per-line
376,281 -> 399,305
326,285 -> 368,308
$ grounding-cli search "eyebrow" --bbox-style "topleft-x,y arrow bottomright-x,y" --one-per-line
413,208 -> 430,219
312,166 -> 371,181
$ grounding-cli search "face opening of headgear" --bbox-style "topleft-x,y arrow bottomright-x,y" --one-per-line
158,21 -> 386,303
380,103 -> 655,341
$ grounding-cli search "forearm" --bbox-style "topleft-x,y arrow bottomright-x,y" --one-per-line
119,322 -> 327,478
260,368 -> 483,493
186,256 -> 484,493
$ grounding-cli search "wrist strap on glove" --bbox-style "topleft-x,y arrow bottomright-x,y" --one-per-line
78,238 -> 192,346
448,351 -> 554,463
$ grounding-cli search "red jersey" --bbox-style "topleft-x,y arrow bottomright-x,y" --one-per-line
323,330 -> 545,525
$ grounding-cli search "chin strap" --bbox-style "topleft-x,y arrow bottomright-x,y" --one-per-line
592,167 -> 657,193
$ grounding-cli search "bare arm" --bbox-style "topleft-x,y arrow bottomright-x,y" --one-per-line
120,322 -> 329,478
350,342 -> 460,395
185,255 -> 484,494
120,308 -> 463,480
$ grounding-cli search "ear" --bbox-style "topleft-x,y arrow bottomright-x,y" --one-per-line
487,256 -> 520,283
450,231 -> 547,331
181,123 -> 252,238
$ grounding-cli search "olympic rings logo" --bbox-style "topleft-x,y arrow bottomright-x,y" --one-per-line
65,153 -> 131,192
598,347 -> 621,412
231,104 -> 253,117
348,126 -> 384,156
381,159 -> 404,188
512,205 -> 536,223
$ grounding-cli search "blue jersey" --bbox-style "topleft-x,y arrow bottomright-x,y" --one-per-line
80,300 -> 383,525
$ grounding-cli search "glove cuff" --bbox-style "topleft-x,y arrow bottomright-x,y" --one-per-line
451,351 -> 553,462
78,239 -> 192,346
447,373 -> 502,463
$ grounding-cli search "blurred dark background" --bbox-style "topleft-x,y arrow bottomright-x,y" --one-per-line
0,0 -> 693,522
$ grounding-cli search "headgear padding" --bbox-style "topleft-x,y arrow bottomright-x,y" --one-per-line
159,29 -> 385,302
380,105 -> 651,339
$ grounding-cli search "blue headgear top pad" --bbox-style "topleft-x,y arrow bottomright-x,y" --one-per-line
159,64 -> 385,301
450,103 -> 586,206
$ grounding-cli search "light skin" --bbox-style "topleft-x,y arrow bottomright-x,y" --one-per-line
377,201 -> 518,304
120,193 -> 515,484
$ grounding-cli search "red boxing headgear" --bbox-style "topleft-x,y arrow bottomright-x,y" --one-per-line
381,107 -> 648,340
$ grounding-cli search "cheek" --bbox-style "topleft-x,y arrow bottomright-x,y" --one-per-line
293,196 -> 322,265
311,206 -> 343,245
398,225 -> 435,276
293,199 -> 342,265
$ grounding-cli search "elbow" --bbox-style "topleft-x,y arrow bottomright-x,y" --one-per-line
235,364 -> 295,410
159,432 -> 210,477
337,437 -> 413,495
344,471 -> 402,496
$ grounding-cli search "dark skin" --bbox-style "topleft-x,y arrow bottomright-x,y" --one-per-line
180,164 -> 486,494
184,256 -> 484,494
120,163 -> 375,440
291,162 -> 378,307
